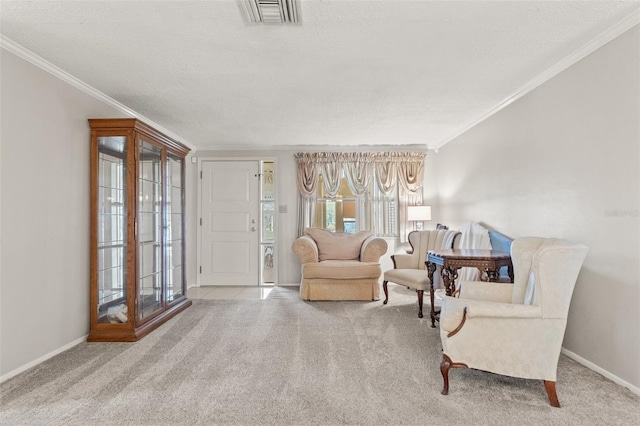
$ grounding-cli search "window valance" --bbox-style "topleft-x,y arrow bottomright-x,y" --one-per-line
294,152 -> 426,164
294,152 -> 426,197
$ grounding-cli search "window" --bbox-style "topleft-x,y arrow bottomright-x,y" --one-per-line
368,178 -> 397,237
315,175 -> 356,232
295,152 -> 425,240
315,170 -> 398,236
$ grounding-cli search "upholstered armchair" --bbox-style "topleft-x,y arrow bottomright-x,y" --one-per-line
382,229 -> 460,318
292,228 -> 388,301
439,237 -> 588,407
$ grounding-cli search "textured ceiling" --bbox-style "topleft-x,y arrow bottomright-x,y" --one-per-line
1,0 -> 639,150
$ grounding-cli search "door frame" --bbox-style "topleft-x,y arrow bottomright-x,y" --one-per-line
196,156 -> 278,287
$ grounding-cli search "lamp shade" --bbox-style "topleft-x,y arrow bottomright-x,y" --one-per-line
407,205 -> 432,221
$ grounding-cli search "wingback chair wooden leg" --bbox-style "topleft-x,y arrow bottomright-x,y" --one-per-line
544,380 -> 560,407
440,354 -> 468,396
382,281 -> 389,305
416,290 -> 424,318
440,354 -> 452,395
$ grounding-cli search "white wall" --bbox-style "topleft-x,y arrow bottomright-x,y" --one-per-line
0,50 -> 128,377
433,26 -> 640,389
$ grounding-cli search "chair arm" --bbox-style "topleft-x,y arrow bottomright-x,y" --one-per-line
458,281 -> 514,303
291,236 -> 319,264
440,296 -> 542,335
360,237 -> 388,262
390,253 -> 415,269
464,299 -> 542,319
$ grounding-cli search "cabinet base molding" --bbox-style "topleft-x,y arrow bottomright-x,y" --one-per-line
87,298 -> 192,342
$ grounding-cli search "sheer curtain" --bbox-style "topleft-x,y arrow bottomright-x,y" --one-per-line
296,154 -> 318,237
344,153 -> 374,232
374,160 -> 397,196
295,152 -> 426,238
397,153 -> 426,242
320,153 -> 343,197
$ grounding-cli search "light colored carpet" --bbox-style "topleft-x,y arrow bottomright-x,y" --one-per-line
1,286 -> 638,425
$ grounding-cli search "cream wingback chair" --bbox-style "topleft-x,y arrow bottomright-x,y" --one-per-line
439,237 -> 588,407
383,229 -> 460,318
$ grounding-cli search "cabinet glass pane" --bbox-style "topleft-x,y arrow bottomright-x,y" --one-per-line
139,243 -> 161,278
167,242 -> 182,268
167,266 -> 183,302
138,140 -> 163,320
139,274 -> 162,319
169,187 -> 182,213
170,213 -> 182,241
166,153 -> 184,302
139,212 -> 161,244
97,136 -> 128,324
140,181 -> 161,213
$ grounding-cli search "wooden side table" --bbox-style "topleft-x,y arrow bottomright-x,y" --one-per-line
426,249 -> 514,328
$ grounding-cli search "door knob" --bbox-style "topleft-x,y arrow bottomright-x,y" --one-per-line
251,227 -> 257,232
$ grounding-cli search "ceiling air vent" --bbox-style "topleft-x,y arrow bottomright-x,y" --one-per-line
239,0 -> 299,24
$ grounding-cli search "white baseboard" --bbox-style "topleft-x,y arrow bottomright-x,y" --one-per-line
0,335 -> 87,383
561,347 -> 640,397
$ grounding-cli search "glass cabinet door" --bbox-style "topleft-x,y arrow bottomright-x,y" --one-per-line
138,139 -> 163,320
96,136 -> 128,324
165,153 -> 184,302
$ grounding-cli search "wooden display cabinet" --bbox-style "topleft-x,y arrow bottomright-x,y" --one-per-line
88,118 -> 191,342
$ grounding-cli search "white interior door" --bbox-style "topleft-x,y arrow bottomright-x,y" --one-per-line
200,161 -> 260,286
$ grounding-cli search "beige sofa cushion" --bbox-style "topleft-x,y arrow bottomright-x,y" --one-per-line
303,260 -> 381,280
305,228 -> 372,261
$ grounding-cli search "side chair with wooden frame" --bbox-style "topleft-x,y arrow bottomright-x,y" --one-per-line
438,237 -> 588,407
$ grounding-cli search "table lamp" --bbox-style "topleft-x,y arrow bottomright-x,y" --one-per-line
407,205 -> 432,230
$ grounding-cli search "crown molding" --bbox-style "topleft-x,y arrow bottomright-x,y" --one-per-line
194,143 -> 430,152
0,35 -> 196,151
434,10 -> 640,150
